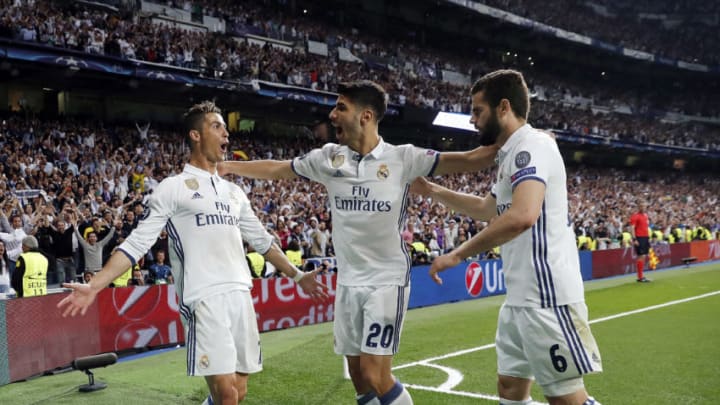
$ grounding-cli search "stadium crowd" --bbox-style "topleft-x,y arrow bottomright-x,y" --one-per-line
0,114 -> 718,290
479,0 -> 720,65
0,0 -> 720,150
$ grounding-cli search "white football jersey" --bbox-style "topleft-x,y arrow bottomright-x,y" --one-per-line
491,124 -> 584,307
118,164 -> 273,318
292,138 -> 439,286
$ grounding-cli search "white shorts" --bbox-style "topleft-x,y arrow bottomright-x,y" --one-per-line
184,289 -> 262,376
334,284 -> 410,356
496,303 -> 602,390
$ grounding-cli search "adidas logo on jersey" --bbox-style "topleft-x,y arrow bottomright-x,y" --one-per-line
332,170 -> 344,177
191,192 -> 204,199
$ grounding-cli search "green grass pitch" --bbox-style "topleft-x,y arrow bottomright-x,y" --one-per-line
2,262 -> 719,404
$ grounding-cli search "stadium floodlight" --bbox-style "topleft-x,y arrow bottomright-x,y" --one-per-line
72,352 -> 118,392
431,112 -> 476,133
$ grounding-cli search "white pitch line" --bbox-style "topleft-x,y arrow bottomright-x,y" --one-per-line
403,383 -> 500,401
417,362 -> 464,390
395,290 -> 720,371
393,343 -> 496,370
588,290 -> 720,324
394,290 -> 720,401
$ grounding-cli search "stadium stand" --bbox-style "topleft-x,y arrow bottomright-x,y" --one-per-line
0,0 -> 717,283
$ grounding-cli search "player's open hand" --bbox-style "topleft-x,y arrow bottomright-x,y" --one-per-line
429,253 -> 462,285
297,269 -> 330,301
57,282 -> 99,317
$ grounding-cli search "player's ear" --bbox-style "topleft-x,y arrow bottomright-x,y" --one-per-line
188,129 -> 201,143
360,109 -> 373,126
499,99 -> 512,117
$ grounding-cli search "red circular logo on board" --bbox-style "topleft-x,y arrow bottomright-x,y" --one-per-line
112,286 -> 161,321
115,322 -> 165,350
465,262 -> 484,297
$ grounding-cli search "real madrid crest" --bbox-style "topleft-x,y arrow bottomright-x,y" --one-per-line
331,154 -> 345,168
184,178 -> 199,190
377,164 -> 389,180
199,354 -> 210,369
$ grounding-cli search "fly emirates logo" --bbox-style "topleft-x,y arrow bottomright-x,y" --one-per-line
334,186 -> 391,212
195,201 -> 242,227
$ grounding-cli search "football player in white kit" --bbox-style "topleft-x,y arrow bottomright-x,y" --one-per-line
218,81 -> 499,405
413,70 -> 602,405
58,101 -> 329,405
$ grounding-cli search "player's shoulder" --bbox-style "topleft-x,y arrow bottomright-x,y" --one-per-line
392,142 -> 436,158
299,142 -> 343,160
517,125 -> 555,148
154,172 -> 184,191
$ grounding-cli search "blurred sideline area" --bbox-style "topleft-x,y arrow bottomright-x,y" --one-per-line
0,0 -> 718,388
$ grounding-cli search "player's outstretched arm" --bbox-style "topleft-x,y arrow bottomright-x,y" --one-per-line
217,160 -> 297,180
263,243 -> 329,301
57,252 -> 133,317
410,177 -> 496,221
433,144 -> 500,176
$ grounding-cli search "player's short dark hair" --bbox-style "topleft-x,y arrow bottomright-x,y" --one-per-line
337,80 -> 388,122
470,69 -> 530,120
182,101 -> 222,147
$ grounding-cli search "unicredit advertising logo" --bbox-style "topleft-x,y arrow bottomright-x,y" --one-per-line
465,262 -> 484,297
464,260 -> 506,298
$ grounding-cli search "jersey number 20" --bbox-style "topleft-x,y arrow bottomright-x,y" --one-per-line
366,323 -> 394,348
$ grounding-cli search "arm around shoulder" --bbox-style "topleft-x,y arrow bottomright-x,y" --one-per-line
218,160 -> 296,180
434,144 -> 499,176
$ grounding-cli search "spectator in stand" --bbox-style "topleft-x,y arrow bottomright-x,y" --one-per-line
71,213 -> 116,273
0,241 -> 11,294
0,211 -> 28,274
148,250 -> 172,284
443,219 -> 459,253
309,218 -> 328,258
45,215 -> 77,283
629,202 -> 651,282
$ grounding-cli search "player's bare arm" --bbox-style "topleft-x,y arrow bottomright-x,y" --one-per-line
263,243 -> 329,300
217,160 -> 297,180
433,144 -> 500,176
57,251 -> 133,317
410,177 -> 497,221
429,180 -> 545,284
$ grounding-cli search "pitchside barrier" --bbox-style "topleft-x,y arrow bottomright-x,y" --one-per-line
0,241 -> 717,386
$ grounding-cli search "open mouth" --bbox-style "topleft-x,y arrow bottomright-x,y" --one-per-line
220,143 -> 228,153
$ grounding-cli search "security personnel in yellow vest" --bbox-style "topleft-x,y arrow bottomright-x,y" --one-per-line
285,240 -> 304,269
621,231 -> 633,248
667,232 -> 676,244
411,233 -> 430,265
245,243 -> 266,278
11,236 -> 49,298
672,227 -> 683,243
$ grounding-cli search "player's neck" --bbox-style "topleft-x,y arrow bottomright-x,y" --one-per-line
188,154 -> 218,175
349,130 -> 380,156
496,118 -> 526,147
